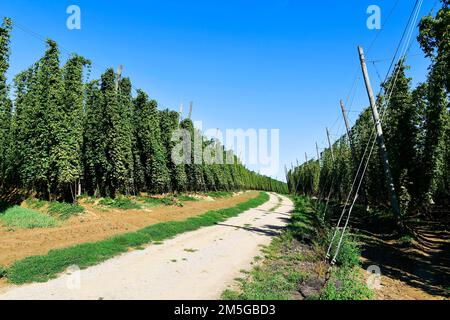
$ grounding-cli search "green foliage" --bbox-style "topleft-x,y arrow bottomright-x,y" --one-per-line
288,8 -> 450,215
26,198 -> 85,220
0,265 -> 6,278
399,235 -> 414,246
17,40 -> 65,199
418,0 -> 450,93
320,267 -> 374,300
161,197 -> 181,206
0,206 -> 58,229
47,202 -> 84,220
383,61 -> 417,200
222,235 -> 306,300
223,196 -> 372,301
159,109 -> 188,192
326,230 -> 361,269
180,119 -> 206,192
0,18 -> 286,201
0,18 -> 12,190
176,195 -> 198,202
207,191 -> 233,198
134,91 -> 171,194
116,77 -> 135,194
139,196 -> 165,206
98,197 -> 142,210
25,198 -> 47,209
6,192 -> 269,284
82,80 -> 107,197
102,69 -> 134,197
57,55 -> 90,199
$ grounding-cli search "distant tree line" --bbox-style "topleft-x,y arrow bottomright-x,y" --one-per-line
0,18 -> 287,202
287,2 -> 449,216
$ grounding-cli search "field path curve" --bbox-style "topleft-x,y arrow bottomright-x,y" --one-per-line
0,193 -> 294,300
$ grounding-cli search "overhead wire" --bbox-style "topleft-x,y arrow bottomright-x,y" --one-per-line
3,15 -> 177,111
309,0 -> 403,213
329,0 -> 425,265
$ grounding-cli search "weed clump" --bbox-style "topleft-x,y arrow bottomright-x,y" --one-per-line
48,202 -> 85,220
99,197 -> 142,210
0,206 -> 58,229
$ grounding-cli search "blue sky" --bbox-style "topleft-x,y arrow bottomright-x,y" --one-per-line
0,0 -> 440,180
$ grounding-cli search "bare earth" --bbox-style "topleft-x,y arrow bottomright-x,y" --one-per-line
359,218 -> 450,300
0,193 -> 293,300
0,191 -> 257,266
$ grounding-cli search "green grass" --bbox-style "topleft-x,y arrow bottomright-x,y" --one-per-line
0,206 -> 58,229
139,196 -> 181,207
398,234 -> 415,246
176,195 -> 199,202
0,265 -> 7,278
320,267 -> 374,300
98,197 -> 142,210
77,195 -> 96,204
139,196 -> 163,206
5,192 -> 269,285
222,234 -> 307,300
207,191 -> 234,198
222,195 -> 373,301
325,230 -> 361,269
26,199 -> 85,220
25,198 -> 47,209
48,202 -> 85,220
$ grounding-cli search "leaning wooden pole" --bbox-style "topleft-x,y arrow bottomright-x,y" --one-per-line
316,142 -> 321,161
326,128 -> 335,162
358,46 -> 401,220
188,101 -> 193,119
340,100 -> 357,161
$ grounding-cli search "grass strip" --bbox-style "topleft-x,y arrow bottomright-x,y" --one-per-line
207,191 -> 234,198
5,192 -> 269,285
176,195 -> 199,202
0,206 -> 58,229
223,196 -> 373,300
222,234 -> 308,300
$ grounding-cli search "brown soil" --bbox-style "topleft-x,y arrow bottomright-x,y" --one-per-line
355,216 -> 450,300
0,191 -> 258,267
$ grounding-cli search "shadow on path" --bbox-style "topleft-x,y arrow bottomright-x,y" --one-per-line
216,223 -> 286,237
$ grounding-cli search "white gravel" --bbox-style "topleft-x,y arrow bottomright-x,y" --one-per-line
0,193 -> 293,300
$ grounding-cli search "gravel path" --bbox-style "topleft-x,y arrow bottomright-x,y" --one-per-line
0,193 -> 293,300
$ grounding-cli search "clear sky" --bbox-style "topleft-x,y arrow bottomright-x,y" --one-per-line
0,0 -> 440,180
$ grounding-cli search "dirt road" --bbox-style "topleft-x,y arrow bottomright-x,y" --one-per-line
0,191 -> 258,266
0,193 -> 293,300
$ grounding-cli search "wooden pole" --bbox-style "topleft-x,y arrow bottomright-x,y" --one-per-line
358,46 -> 401,219
115,65 -> 123,91
326,128 -> 335,162
179,103 -> 183,121
305,152 -> 308,163
316,142 -> 321,161
188,101 -> 193,119
340,100 -> 356,157
285,165 -> 290,192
